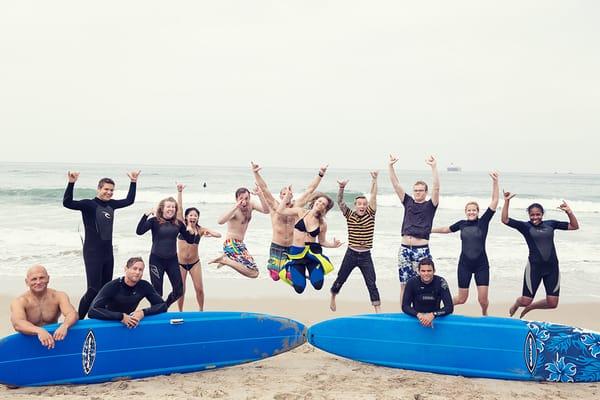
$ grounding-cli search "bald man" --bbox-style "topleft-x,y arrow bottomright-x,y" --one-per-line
10,265 -> 78,349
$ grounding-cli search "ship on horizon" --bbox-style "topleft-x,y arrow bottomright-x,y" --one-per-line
447,163 -> 462,172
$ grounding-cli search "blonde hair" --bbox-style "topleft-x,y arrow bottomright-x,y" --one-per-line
464,201 -> 480,212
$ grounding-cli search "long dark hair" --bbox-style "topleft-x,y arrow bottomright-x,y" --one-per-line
308,192 -> 334,223
184,207 -> 201,232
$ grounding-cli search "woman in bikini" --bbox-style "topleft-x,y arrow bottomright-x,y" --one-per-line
176,184 -> 221,311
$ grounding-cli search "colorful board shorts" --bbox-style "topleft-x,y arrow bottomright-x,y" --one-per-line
398,244 -> 432,283
223,239 -> 258,271
267,242 -> 290,281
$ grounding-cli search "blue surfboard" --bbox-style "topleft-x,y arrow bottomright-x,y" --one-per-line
0,311 -> 306,387
308,314 -> 600,382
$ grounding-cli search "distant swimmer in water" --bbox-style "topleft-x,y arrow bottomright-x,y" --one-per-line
388,155 -> 440,305
203,182 -> 207,188
10,265 -> 78,348
88,257 -> 167,328
136,197 -> 200,307
276,189 -> 343,294
502,192 -> 579,318
402,258 -> 453,328
431,172 -> 499,315
251,161 -> 327,281
209,187 -> 270,278
63,169 -> 141,319
330,172 -> 381,313
175,183 -> 221,311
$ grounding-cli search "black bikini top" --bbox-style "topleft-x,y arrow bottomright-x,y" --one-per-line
294,216 -> 320,237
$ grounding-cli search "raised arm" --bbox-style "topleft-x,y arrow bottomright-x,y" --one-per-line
276,187 -> 302,217
110,171 -> 140,209
176,183 -> 185,221
251,162 -> 277,208
337,179 -> 350,215
559,201 -> 580,230
426,156 -> 440,206
501,190 -> 515,224
62,171 -> 87,210
10,298 -> 55,349
251,184 -> 270,214
136,212 -> 154,235
388,155 -> 406,202
369,171 -> 378,210
295,164 -> 328,207
489,172 -> 499,210
217,202 -> 242,225
318,222 -> 343,249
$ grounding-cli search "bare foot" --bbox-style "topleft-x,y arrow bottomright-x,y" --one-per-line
509,304 -> 519,317
329,294 -> 337,312
374,305 -> 381,314
209,254 -> 225,268
519,308 -> 530,319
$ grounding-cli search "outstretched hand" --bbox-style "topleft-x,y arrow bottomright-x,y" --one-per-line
250,161 -> 261,173
128,170 -> 141,182
370,171 -> 379,179
489,171 -> 499,181
176,183 -> 186,192
332,237 -> 344,248
389,154 -> 399,166
319,164 -> 329,176
67,171 -> 80,183
337,179 -> 349,189
558,200 -> 573,214
503,190 -> 516,201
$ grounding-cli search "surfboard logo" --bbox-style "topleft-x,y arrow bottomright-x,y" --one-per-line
524,331 -> 537,374
82,330 -> 97,375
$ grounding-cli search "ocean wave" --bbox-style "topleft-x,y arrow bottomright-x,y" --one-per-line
0,187 -> 97,203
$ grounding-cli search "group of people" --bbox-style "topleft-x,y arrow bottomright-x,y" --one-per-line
10,157 -> 580,347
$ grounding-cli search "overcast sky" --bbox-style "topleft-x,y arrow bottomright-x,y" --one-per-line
1,1 -> 598,173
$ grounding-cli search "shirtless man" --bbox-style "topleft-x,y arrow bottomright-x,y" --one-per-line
388,155 -> 440,303
209,187 -> 269,278
251,162 -> 327,280
10,265 -> 78,349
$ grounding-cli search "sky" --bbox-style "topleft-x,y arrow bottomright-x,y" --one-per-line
0,1 -> 599,173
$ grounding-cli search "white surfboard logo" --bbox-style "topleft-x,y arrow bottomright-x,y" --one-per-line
82,330 -> 97,375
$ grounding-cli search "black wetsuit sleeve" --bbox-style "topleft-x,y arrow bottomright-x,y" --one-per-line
401,280 -> 418,317
109,181 -> 136,209
506,218 -> 527,233
434,278 -> 454,317
62,182 -> 90,211
88,281 -> 124,321
140,282 -> 168,316
480,208 -> 495,224
136,214 -> 153,235
449,220 -> 463,233
178,223 -> 199,244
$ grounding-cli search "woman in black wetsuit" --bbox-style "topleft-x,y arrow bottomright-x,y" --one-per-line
275,190 -> 342,294
501,191 -> 579,318
136,196 -> 199,307
431,172 -> 499,315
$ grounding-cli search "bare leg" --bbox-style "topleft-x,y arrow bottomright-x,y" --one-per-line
509,296 -> 533,317
177,268 -> 187,312
520,295 -> 559,319
330,292 -> 337,312
189,263 -> 204,311
374,304 -> 381,313
209,254 -> 258,278
476,286 -> 489,316
453,288 -> 469,306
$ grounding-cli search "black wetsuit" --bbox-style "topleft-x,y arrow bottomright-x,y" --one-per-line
88,277 -> 167,320
63,181 -> 136,319
402,275 -> 454,317
136,215 -> 198,306
449,208 -> 495,288
506,218 -> 569,297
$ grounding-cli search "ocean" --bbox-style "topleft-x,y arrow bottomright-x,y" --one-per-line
1,162 -> 598,301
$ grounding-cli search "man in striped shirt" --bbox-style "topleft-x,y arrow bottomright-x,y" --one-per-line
330,172 -> 381,313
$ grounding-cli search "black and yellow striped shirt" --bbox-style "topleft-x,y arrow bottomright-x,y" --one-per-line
343,205 -> 376,249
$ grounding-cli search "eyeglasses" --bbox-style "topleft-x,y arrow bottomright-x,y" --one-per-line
413,189 -> 426,192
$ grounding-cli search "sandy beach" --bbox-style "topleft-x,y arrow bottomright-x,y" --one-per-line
1,276 -> 599,400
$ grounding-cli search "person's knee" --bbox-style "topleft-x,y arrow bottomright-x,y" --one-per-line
293,284 -> 306,294
547,297 -> 559,308
312,280 -> 324,290
520,297 -> 533,306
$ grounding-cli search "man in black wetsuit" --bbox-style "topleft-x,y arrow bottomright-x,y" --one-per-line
88,257 -> 167,328
63,170 -> 141,319
402,258 -> 453,327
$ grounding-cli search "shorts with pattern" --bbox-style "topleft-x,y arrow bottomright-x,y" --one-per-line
398,244 -> 432,283
267,242 -> 290,281
223,239 -> 258,271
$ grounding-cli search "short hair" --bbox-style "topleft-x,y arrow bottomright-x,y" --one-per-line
354,195 -> 367,204
527,203 -> 545,215
417,258 -> 435,271
126,257 -> 144,268
97,178 -> 115,189
414,181 -> 428,191
235,187 -> 250,199
465,201 -> 480,212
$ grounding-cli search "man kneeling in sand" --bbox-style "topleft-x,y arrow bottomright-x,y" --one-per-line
10,265 -> 78,349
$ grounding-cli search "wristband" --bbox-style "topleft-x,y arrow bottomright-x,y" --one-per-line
318,172 -> 324,177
